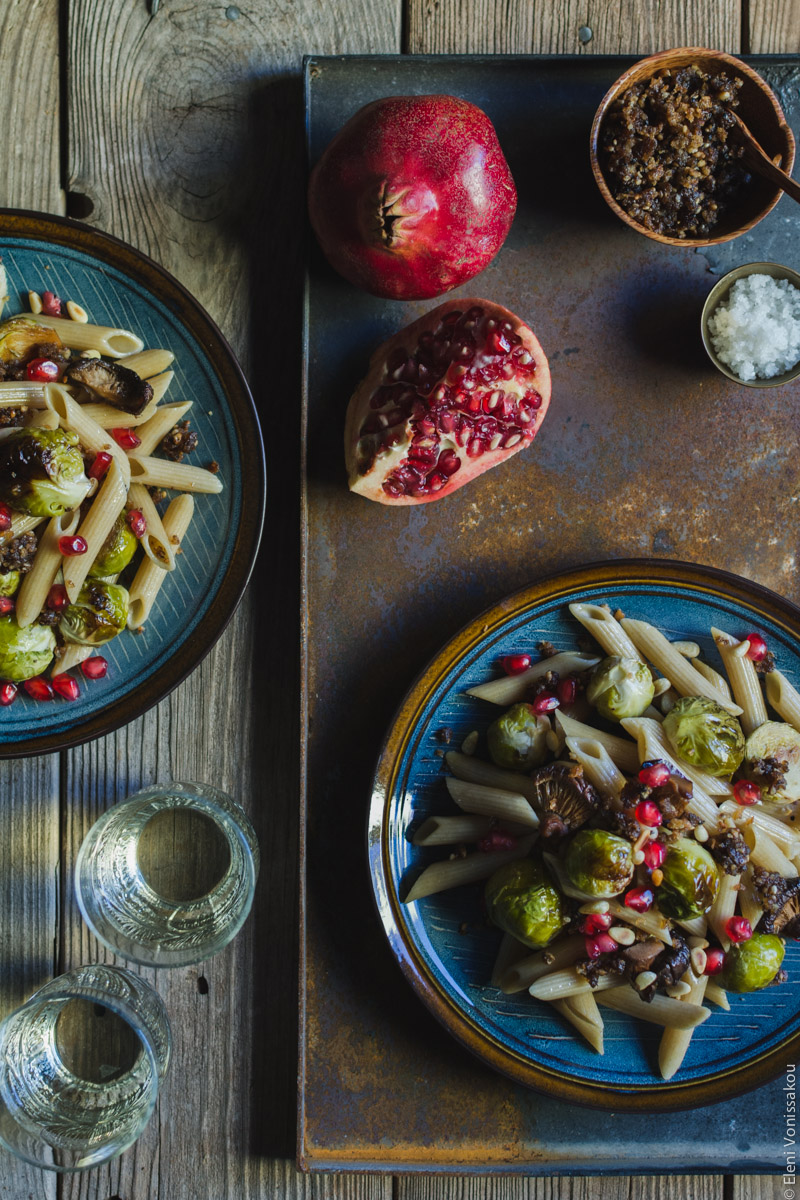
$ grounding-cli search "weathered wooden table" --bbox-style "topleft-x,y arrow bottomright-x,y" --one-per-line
0,0 -> 791,1196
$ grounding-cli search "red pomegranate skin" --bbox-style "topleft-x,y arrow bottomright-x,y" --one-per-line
344,298 -> 551,505
308,95 -> 517,300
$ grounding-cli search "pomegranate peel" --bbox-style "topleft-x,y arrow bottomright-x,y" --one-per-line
344,298 -> 551,505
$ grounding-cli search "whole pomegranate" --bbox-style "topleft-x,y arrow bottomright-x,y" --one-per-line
345,298 -> 551,504
308,95 -> 517,300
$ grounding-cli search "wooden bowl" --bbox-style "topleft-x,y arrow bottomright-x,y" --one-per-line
589,48 -> 795,247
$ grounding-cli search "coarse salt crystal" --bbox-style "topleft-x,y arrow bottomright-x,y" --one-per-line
708,273 -> 800,381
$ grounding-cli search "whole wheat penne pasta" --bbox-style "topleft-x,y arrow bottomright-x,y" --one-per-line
569,602 -> 641,659
672,641 -> 700,658
465,651 -> 599,705
552,993 -> 604,1054
54,643 -> 93,674
491,932 -> 529,987
529,968 -> 620,1002
705,982 -> 730,1010
555,710 -> 639,773
693,658 -> 732,702
743,824 -> 799,877
711,626 -> 768,735
403,837 -> 534,903
79,398 -> 160,429
15,510 -> 79,627
565,736 -> 626,797
133,399 -> 192,457
127,454 -> 222,495
26,407 -> 59,430
146,370 -> 175,405
674,915 -> 708,938
707,872 -> 741,947
127,494 -> 194,626
445,777 -> 539,827
21,312 -> 144,357
119,349 -> 175,377
445,750 -> 541,806
2,513 -> 43,545
412,814 -> 493,846
605,899 -> 673,944
620,718 -> 720,827
63,458 -> 127,602
737,868 -> 765,930
597,988 -> 710,1030
658,973 -> 710,1079
499,935 -> 585,993
0,382 -> 46,405
127,483 -> 176,570
44,384 -> 130,488
766,669 -> 800,733
0,262 -> 7,321
620,618 -> 742,715
718,800 -> 800,855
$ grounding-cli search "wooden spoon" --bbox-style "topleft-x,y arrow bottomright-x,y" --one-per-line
729,112 -> 800,205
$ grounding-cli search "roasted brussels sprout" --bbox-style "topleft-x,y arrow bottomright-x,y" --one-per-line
663,696 -> 744,777
61,582 -> 129,646
87,514 -> 137,579
0,429 -> 90,519
0,316 -> 60,363
742,722 -> 800,803
487,703 -> 549,771
586,656 -> 654,722
0,615 -> 56,681
563,828 -> 635,897
64,358 -> 153,417
0,570 -> 20,597
485,857 -> 566,950
656,837 -> 720,919
720,933 -> 785,993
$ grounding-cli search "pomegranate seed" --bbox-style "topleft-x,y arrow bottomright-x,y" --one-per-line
23,678 -> 54,701
111,428 -> 141,450
733,779 -> 761,806
578,912 -> 613,935
641,840 -> 667,871
0,504 -> 12,532
585,933 -> 617,958
81,656 -> 108,680
25,357 -> 60,382
52,673 -> 80,701
531,690 -> 559,714
89,451 -> 113,480
502,654 -> 531,676
635,799 -> 662,827
127,509 -> 147,538
0,596 -> 14,617
725,916 -> 752,943
638,760 -> 671,788
556,675 -> 577,706
47,583 -> 69,611
625,887 -> 654,913
704,948 -> 726,975
477,830 -> 517,853
58,535 -> 87,557
40,290 -> 61,316
743,632 -> 768,662
0,682 -> 17,705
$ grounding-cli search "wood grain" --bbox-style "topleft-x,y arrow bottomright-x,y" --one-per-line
733,1180 -> 785,1200
749,0 -> 800,51
0,0 -> 62,214
398,1176 -> 727,1198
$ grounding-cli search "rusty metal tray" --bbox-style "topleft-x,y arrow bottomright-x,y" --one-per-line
300,53 -> 800,1174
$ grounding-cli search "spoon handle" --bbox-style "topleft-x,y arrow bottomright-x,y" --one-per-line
732,115 -> 800,206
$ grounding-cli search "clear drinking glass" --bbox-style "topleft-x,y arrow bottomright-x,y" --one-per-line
75,781 -> 259,967
0,965 -> 170,1171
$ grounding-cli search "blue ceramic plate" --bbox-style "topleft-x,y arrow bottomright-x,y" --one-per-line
0,212 -> 264,757
369,560 -> 800,1110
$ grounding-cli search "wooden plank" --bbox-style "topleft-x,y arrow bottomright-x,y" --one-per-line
733,1180 -> 786,1200
407,0 -> 740,55
749,1 -> 800,51
0,0 -> 62,214
398,1174 -> 727,1197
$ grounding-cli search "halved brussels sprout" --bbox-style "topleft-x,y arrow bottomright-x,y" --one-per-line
485,857 -> 566,950
663,696 -> 744,778
61,582 -> 129,646
720,933 -> 785,993
586,656 -> 654,722
87,515 -> 137,580
0,428 -> 90,519
0,316 -> 60,363
0,570 -> 20,597
0,615 -> 56,681
656,837 -> 719,919
742,722 -> 800,803
487,703 -> 549,771
563,828 -> 635,898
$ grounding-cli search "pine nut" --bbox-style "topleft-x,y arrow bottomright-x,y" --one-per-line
609,925 -> 636,946
666,981 -> 692,998
690,947 -> 708,975
635,971 -> 657,990
633,850 -> 645,865
578,900 -> 610,915
694,825 -> 709,843
688,936 -> 709,950
28,290 -> 42,314
66,300 -> 89,323
651,868 -> 664,887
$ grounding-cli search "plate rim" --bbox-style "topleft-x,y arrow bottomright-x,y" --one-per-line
0,208 -> 265,758
368,557 -> 800,1112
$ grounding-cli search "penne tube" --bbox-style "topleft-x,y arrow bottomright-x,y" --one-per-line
15,510 -> 79,627
658,973 -> 710,1079
743,825 -> 799,878
445,777 -> 539,827
63,458 -> 127,602
499,935 -> 585,994
565,736 -> 626,797
707,872 -> 741,947
529,968 -> 620,1002
445,750 -> 541,807
133,399 -> 192,457
465,651 -> 599,706
597,987 -> 710,1030
0,262 -> 6,321
766,669 -> 800,734
555,710 -> 639,774
25,407 -> 59,430
79,398 -> 160,429
552,993 -> 604,1054
620,718 -> 720,827
605,898 -> 673,944
127,495 -> 194,626
54,643 -> 93,675
0,382 -> 46,405
118,349 -> 175,377
44,383 -> 130,487
705,982 -> 730,1010
2,513 -> 43,545
127,454 -> 222,495
569,602 -> 641,659
711,626 -> 768,736
693,658 -> 732,702
147,370 -> 175,405
128,483 -> 176,570
21,312 -> 144,357
411,814 -> 492,846
491,932 -> 529,987
738,867 -> 766,930
675,915 -> 708,938
672,641 -> 700,658
718,800 -> 800,856
620,618 -> 742,715
403,837 -> 534,902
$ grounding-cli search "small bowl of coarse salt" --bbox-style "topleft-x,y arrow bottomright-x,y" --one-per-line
701,262 -> 800,387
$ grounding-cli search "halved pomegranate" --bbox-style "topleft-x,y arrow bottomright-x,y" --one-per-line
344,298 -> 551,504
